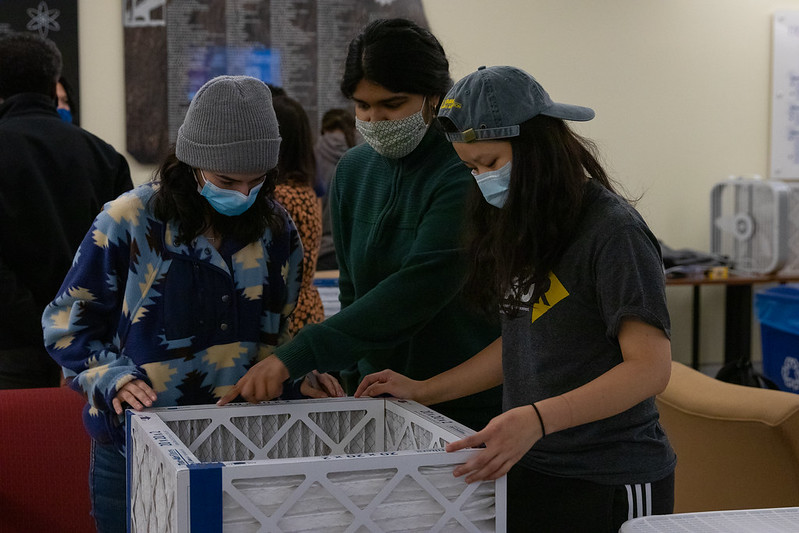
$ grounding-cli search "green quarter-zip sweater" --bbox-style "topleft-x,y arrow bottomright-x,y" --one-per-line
275,127 -> 502,430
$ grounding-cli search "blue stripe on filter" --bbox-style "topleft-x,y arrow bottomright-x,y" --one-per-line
126,410 -> 133,533
188,463 -> 224,532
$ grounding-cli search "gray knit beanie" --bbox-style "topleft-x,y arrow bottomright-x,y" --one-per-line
175,75 -> 281,173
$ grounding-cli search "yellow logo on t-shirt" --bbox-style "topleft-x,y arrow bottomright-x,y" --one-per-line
531,272 -> 569,324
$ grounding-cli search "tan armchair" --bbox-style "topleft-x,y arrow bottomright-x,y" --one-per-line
656,361 -> 799,513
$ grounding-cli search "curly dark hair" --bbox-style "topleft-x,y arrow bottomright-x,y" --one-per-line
442,115 -> 618,316
0,32 -> 62,99
149,149 -> 285,246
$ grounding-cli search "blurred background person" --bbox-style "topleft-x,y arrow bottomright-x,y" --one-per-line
56,75 -> 79,125
0,32 -> 132,390
272,93 -> 325,334
314,108 -> 359,271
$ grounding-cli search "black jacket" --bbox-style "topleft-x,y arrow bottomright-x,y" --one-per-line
0,93 -> 133,349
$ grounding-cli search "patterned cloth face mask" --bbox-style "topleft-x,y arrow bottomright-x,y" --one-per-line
355,101 -> 430,159
196,169 -> 263,216
473,162 -> 511,208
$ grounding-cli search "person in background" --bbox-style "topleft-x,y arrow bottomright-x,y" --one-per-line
42,75 -> 341,532
356,66 -> 676,532
272,93 -> 326,335
0,32 -> 132,390
314,108 -> 357,197
314,108 -> 359,271
56,75 -> 78,124
219,18 -> 503,433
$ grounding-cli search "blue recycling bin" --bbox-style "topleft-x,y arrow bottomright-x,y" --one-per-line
755,285 -> 799,393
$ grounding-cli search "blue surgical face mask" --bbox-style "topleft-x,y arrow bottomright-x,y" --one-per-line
196,169 -> 263,216
57,108 -> 73,123
472,161 -> 511,208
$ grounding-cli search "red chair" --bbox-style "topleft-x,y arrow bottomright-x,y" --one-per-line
0,386 -> 95,532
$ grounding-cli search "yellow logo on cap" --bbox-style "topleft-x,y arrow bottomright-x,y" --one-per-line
440,98 -> 461,110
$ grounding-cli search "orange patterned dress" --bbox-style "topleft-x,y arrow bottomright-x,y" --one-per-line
274,181 -> 324,335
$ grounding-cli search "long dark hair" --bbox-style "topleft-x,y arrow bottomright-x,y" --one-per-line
149,149 -> 284,246
451,115 -> 616,315
340,18 -> 452,106
272,95 -> 316,188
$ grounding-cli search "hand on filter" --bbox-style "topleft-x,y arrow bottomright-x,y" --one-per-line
217,355 -> 289,405
353,369 -> 424,401
445,405 -> 542,483
301,370 -> 346,398
112,379 -> 157,415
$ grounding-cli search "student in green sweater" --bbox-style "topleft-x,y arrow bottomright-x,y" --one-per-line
219,18 -> 502,430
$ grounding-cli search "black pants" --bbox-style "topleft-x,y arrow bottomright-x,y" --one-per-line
506,465 -> 674,533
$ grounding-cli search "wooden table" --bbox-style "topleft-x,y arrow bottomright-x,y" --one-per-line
666,272 -> 799,369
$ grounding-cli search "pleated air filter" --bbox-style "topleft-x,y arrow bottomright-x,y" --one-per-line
127,398 -> 506,533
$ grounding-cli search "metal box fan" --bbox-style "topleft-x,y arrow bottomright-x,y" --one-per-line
710,177 -> 791,274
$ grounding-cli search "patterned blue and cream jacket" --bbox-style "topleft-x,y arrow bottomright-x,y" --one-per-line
42,183 -> 303,448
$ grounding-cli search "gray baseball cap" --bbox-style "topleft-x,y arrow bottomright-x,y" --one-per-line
439,65 -> 595,143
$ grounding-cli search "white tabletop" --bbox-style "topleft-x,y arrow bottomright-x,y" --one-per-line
620,507 -> 799,532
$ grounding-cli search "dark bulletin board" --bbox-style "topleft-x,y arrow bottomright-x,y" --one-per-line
0,1 -> 79,122
123,0 -> 427,164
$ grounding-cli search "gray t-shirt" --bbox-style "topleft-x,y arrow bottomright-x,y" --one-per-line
502,180 -> 676,485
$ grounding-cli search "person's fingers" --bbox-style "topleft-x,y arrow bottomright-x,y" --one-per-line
217,381 -> 243,406
303,383 -> 329,399
115,387 -> 145,410
358,381 -> 390,398
112,397 -> 123,415
354,370 -> 392,397
452,446 -> 493,478
249,379 -> 261,403
314,377 -> 334,398
127,384 -> 156,408
330,377 -> 345,397
353,374 -> 380,397
446,433 -> 484,453
131,380 -> 157,402
316,372 -> 345,397
463,453 -> 507,484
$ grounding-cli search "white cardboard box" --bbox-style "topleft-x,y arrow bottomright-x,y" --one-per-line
126,398 -> 506,532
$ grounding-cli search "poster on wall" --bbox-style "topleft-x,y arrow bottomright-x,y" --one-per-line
771,10 -> 799,180
123,0 -> 427,164
0,1 -> 80,123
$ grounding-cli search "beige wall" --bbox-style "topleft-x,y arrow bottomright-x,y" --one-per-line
78,0 -> 799,368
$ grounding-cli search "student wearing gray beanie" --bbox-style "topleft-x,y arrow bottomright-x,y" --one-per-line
42,74 -> 342,533
176,75 -> 281,174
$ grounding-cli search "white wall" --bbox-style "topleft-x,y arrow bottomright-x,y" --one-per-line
78,0 -> 799,367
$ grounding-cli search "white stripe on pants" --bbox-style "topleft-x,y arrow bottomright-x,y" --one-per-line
626,482 -> 652,520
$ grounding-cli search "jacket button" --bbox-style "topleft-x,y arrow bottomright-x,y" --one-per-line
221,294 -> 230,303
220,323 -> 228,331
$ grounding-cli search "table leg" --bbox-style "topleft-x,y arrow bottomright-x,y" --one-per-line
691,285 -> 700,369
724,284 -> 753,364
